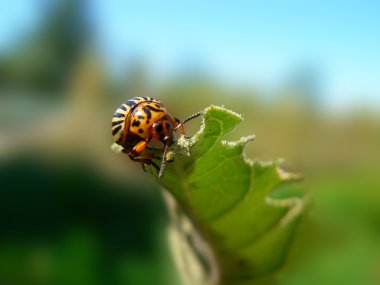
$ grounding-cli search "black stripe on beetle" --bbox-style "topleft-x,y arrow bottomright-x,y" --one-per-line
146,105 -> 164,112
126,101 -> 136,107
112,125 -> 122,135
113,112 -> 125,118
143,107 -> 152,119
119,105 -> 127,111
112,120 -> 124,126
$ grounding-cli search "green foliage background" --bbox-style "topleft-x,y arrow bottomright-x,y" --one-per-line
1,1 -> 380,285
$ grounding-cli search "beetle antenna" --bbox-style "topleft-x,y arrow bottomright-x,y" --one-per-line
174,111 -> 202,131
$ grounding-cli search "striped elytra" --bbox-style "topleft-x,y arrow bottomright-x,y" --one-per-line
111,96 -> 201,177
111,96 -> 161,143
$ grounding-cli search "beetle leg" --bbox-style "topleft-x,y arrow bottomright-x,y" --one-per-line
132,140 -> 149,153
146,145 -> 175,162
126,152 -> 160,174
139,158 -> 160,173
146,145 -> 163,152
123,140 -> 161,173
135,158 -> 159,173
158,141 -> 170,178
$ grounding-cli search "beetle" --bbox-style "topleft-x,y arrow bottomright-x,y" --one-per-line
112,96 -> 200,177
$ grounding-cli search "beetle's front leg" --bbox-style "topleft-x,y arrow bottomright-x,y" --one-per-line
124,149 -> 161,173
146,145 -> 163,152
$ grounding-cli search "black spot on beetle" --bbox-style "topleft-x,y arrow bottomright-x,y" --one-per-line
155,103 -> 162,108
132,120 -> 140,127
146,120 -> 150,124
166,123 -> 171,130
138,115 -> 144,119
138,129 -> 144,134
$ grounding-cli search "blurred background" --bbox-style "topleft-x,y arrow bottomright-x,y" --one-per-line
0,0 -> 379,284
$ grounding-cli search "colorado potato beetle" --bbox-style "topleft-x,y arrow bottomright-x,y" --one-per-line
112,97 -> 200,177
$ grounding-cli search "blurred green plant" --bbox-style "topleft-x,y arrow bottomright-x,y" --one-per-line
146,106 -> 308,285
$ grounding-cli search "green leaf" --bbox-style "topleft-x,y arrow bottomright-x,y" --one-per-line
156,106 -> 307,284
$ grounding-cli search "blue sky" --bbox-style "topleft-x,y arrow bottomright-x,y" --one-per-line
1,0 -> 380,110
